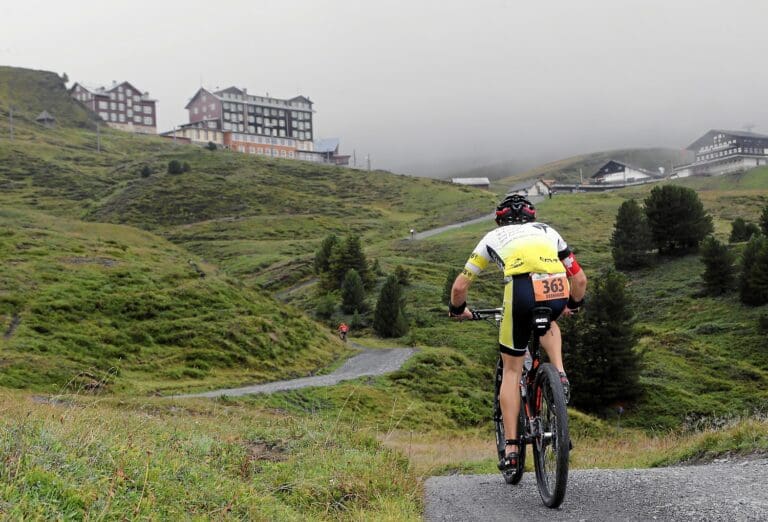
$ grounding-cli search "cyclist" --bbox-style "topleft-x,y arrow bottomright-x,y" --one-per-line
338,322 -> 349,341
448,194 -> 587,472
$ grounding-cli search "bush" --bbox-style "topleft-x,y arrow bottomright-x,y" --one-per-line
167,160 -> 183,175
394,265 -> 411,286
611,199 -> 653,269
700,236 -> 735,295
139,165 -> 152,178
644,185 -> 713,255
206,141 -> 217,151
315,293 -> 336,319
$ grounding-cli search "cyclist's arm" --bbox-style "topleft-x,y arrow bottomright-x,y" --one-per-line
449,273 -> 474,319
449,241 -> 490,319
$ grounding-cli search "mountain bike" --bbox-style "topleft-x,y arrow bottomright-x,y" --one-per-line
472,307 -> 570,508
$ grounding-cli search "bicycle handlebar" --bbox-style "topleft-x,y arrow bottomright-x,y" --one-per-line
470,308 -> 503,320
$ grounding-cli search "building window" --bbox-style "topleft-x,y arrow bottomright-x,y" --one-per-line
144,105 -> 152,115
99,111 -> 108,120
98,101 -> 108,109
119,113 -> 125,122
209,103 -> 215,111
110,113 -> 117,122
144,117 -> 152,125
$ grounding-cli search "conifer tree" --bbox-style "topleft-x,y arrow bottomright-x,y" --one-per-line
729,218 -> 749,243
373,275 -> 409,337
562,269 -> 641,412
739,235 -> 768,306
341,269 -> 366,314
610,199 -> 653,269
314,234 -> 338,274
760,204 -> 768,236
644,185 -> 713,255
700,236 -> 735,295
328,235 -> 370,289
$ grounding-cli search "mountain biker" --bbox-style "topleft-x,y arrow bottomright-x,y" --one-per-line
448,194 -> 587,472
338,322 -> 349,341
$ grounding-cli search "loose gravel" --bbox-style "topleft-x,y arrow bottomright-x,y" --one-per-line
425,457 -> 768,521
173,345 -> 416,398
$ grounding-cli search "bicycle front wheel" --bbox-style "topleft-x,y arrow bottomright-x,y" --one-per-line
532,363 -> 569,508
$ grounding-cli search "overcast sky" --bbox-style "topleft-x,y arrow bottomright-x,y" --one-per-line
2,0 -> 768,175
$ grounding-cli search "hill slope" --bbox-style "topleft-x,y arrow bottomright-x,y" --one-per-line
0,206 -> 346,393
485,147 -> 692,193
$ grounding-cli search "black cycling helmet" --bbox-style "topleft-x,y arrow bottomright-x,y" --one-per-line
495,194 -> 536,225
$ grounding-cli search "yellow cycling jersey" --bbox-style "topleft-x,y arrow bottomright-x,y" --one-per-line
463,222 -> 569,280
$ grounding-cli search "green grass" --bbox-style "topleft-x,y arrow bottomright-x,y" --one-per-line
2,65 -> 768,517
0,206 -> 349,394
0,391 -> 420,520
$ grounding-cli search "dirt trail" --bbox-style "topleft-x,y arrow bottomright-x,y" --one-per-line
172,342 -> 416,399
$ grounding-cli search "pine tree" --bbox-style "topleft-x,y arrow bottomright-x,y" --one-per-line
610,199 -> 653,269
328,235 -> 370,289
644,185 -> 713,255
373,275 -> 409,337
739,236 -> 768,306
730,218 -> 749,243
562,269 -> 641,413
760,205 -> 768,236
699,236 -> 735,295
314,234 -> 338,275
341,269 -> 366,313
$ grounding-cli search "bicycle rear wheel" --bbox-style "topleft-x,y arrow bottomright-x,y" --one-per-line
493,357 -> 526,485
532,363 -> 569,507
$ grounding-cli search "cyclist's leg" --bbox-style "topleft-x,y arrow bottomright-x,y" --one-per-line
499,352 -> 524,455
499,277 -> 530,457
539,321 -> 563,373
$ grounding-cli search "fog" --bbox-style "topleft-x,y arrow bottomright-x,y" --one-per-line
2,0 -> 767,175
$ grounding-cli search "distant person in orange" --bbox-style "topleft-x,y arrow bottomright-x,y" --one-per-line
338,322 -> 349,342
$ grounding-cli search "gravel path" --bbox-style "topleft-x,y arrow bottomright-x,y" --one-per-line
425,457 -> 768,521
173,343 -> 416,398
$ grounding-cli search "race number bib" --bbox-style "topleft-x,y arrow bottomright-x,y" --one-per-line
531,273 -> 569,302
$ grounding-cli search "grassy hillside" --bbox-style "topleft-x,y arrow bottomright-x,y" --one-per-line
0,206 -> 348,394
0,66 -> 99,130
488,147 -> 691,194
0,391 -> 420,519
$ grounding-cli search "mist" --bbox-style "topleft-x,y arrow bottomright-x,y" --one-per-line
2,0 -> 767,176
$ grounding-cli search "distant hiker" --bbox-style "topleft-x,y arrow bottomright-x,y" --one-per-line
548,190 -> 553,199
338,322 -> 349,342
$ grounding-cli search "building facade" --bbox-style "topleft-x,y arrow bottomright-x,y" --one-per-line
673,130 -> 768,178
70,81 -> 157,134
591,160 -> 659,184
184,87 -> 317,158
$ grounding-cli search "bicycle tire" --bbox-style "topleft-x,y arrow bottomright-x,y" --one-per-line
493,357 -> 526,485
532,362 -> 569,508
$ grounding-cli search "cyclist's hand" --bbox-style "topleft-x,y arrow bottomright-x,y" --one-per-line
449,308 -> 474,321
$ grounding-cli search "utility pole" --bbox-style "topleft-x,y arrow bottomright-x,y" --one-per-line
352,149 -> 357,167
96,122 -> 101,153
366,154 -> 371,172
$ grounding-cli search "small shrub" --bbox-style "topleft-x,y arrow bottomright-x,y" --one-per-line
394,265 -> 411,286
139,165 -> 152,178
206,141 -> 217,151
699,236 -> 735,295
315,293 -> 336,319
182,161 -> 191,173
167,160 -> 183,175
